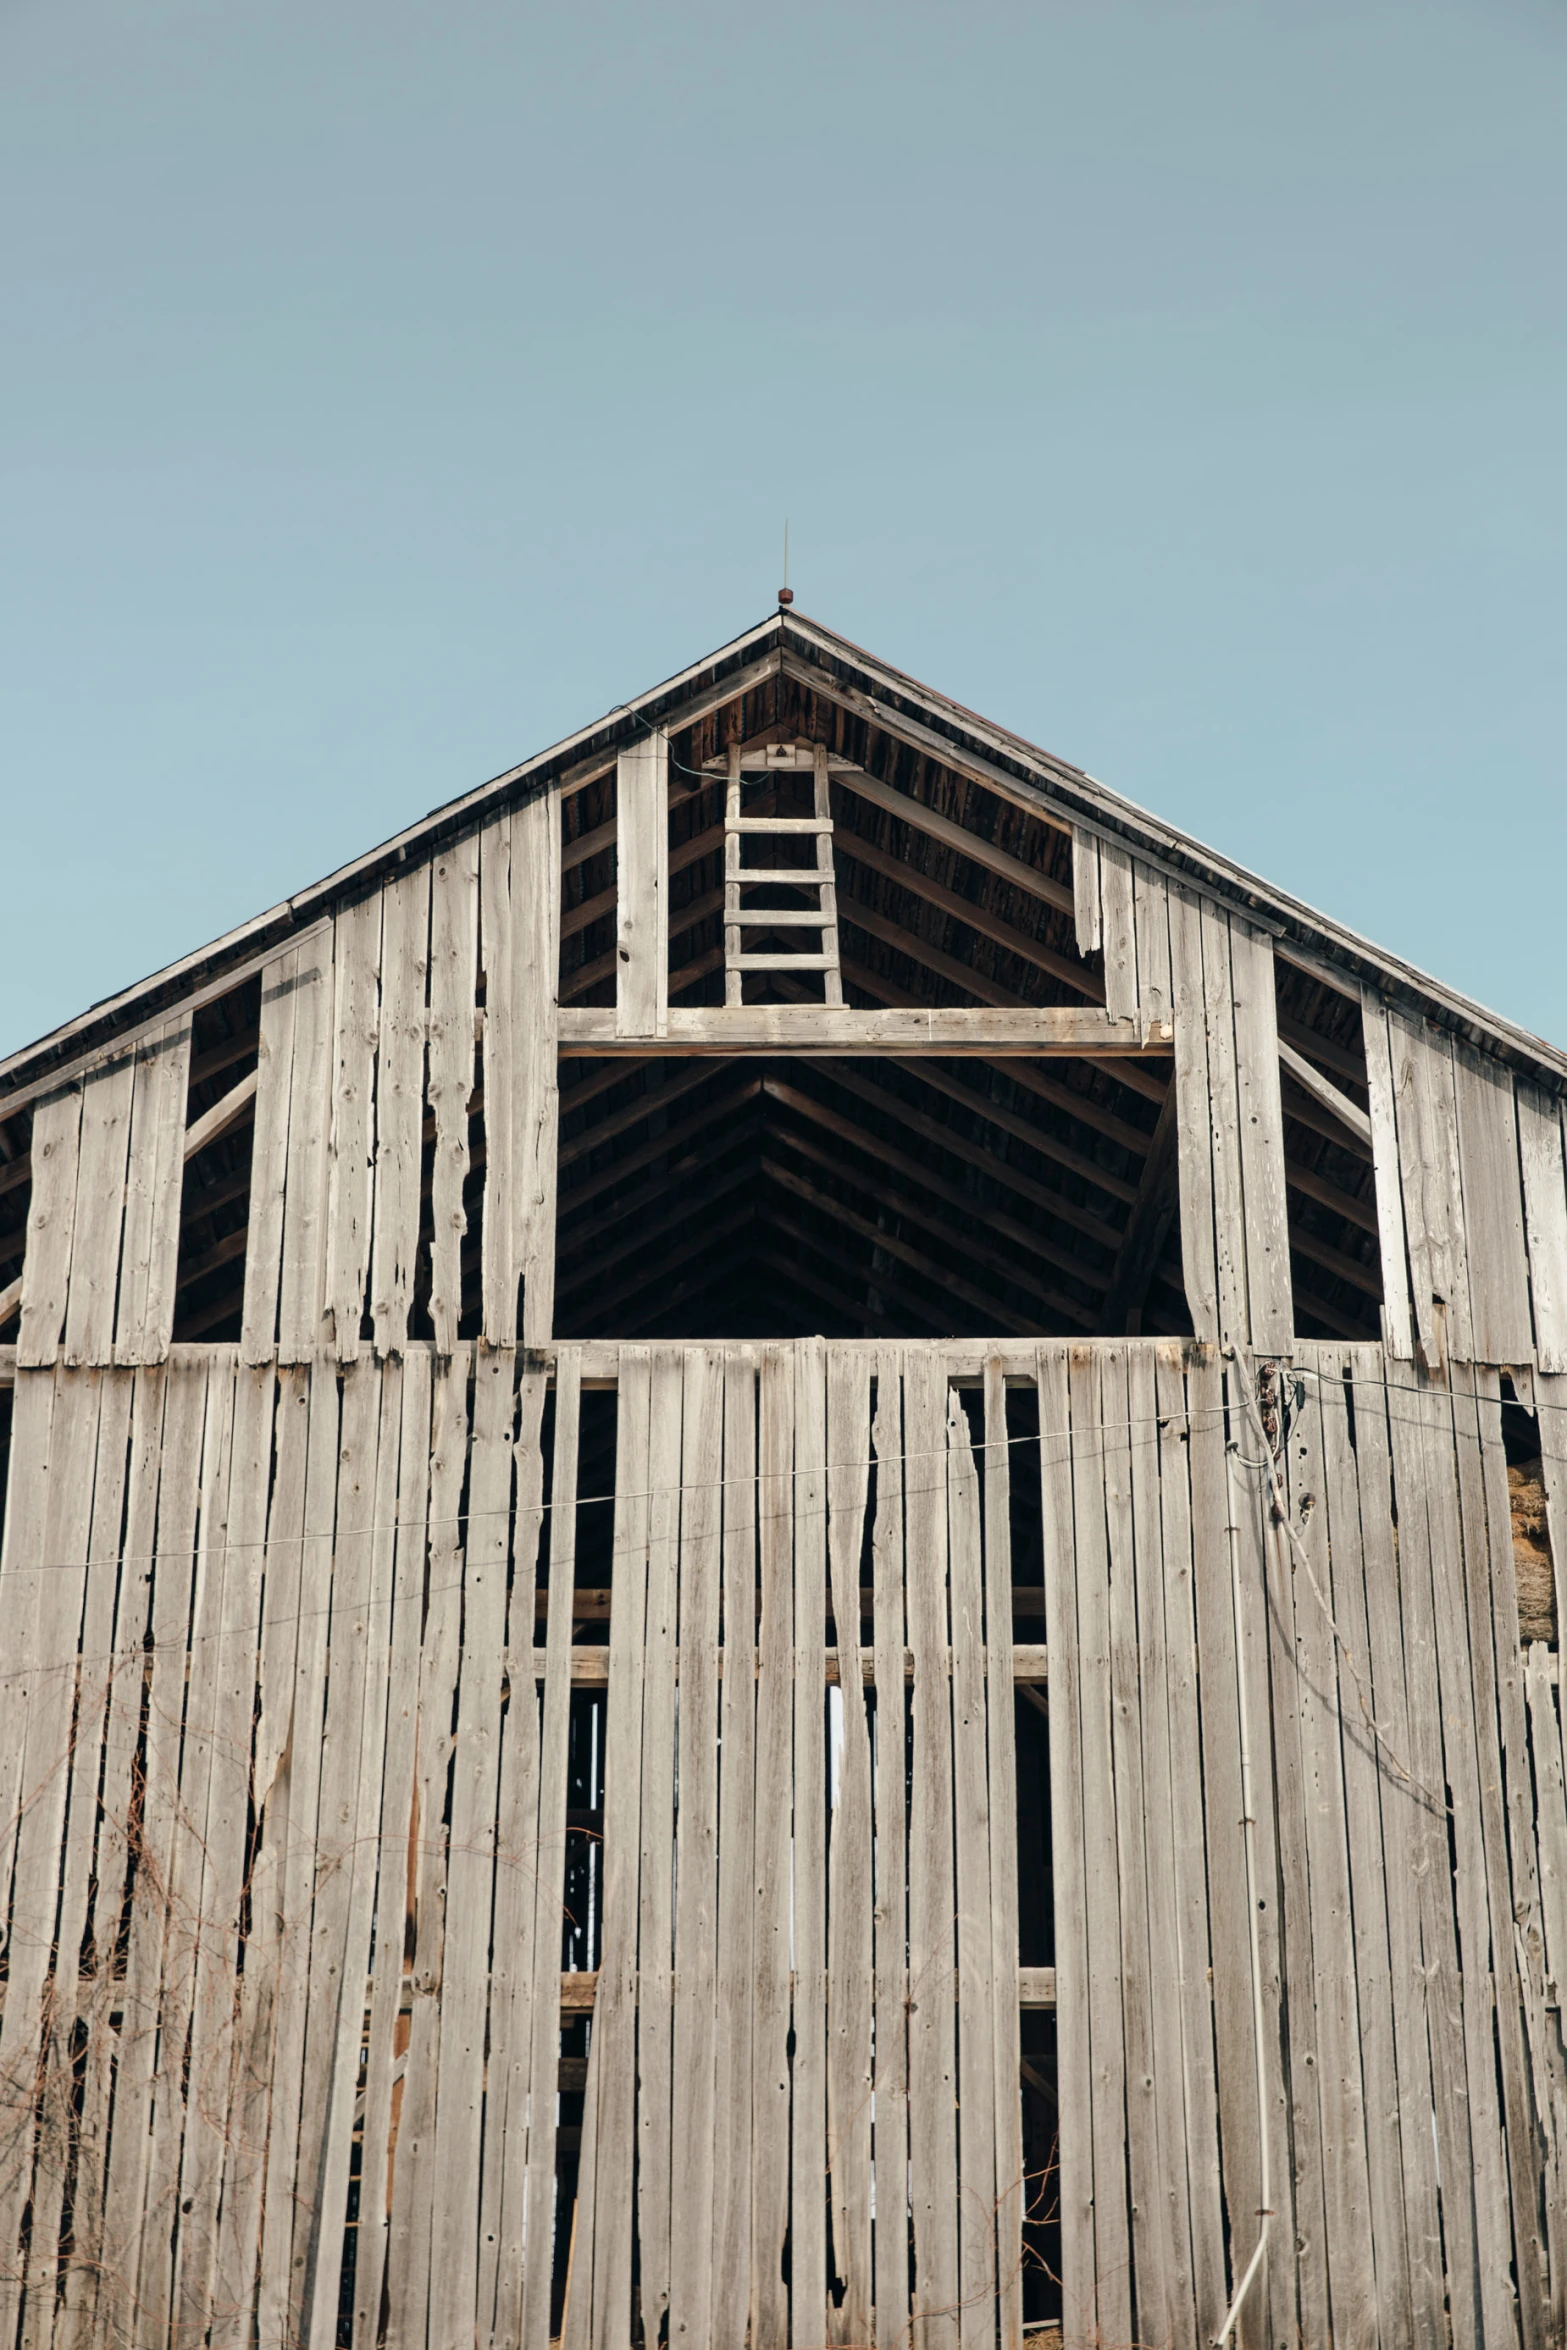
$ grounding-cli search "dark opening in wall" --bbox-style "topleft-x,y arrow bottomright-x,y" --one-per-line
1500,1377 -> 1558,1648
172,975 -> 262,1342
0,1104 -> 33,1341
554,1054 -> 1187,1342
1273,962 -> 1384,1345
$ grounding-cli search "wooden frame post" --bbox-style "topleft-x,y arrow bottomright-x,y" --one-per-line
616,732 -> 668,1040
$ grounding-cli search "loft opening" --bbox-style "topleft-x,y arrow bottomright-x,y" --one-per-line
554,1052 -> 1188,1342
1272,958 -> 1385,1345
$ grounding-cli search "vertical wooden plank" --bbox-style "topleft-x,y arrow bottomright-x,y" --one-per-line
353,1348 -> 433,2347
946,1384 -> 997,2350
1398,1019 -> 1474,1370
1197,901 -> 1249,1346
1098,839 -> 1137,1021
1126,1345 -> 1197,2349
1132,859 -> 1172,1039
1102,1346 -> 1170,2344
1462,1369 -> 1552,2350
371,862 -> 432,1355
104,1357 -> 208,2348
635,1350 -> 683,2340
980,1362 -> 1025,2350
792,1342 -> 829,2343
428,1344 -> 515,2346
242,945 -> 300,1362
871,1353 -> 911,2350
515,786 -> 561,1347
383,1348 -> 471,2350
1417,1377 -> 1518,2348
479,1356 -> 548,2341
115,1012 -> 193,1365
325,891 -> 383,1360
751,1346 -> 795,2348
1454,1045 -> 1533,1365
668,1348 -> 723,2350
277,924 -> 335,1362
813,743 -> 845,1005
616,734 -> 669,1040
575,1347 -> 652,2350
724,744 -> 743,1007
479,1361 -> 548,2342
1185,1349 -> 1269,2350
0,1368 -> 101,2340
1314,1353 -> 1414,2350
1152,1346 -> 1226,2333
17,1084 -> 83,1366
1281,1355 -> 1375,2349
1036,1344 -> 1092,2344
517,1355 -> 580,2350
1168,886 -> 1218,1344
1345,1348 -> 1447,2348
176,1360 -> 275,2345
1526,1648 -> 1567,1996
427,835 -> 479,1356
69,1366 -> 160,2350
904,1350 -> 960,2350
61,1059 -> 136,1364
1361,994 -> 1416,1361
1518,1083 -> 1567,1372
1384,1363 -> 1482,2350
31,1370 -> 131,2348
294,1356 -> 387,2348
1229,922 -> 1293,1354
712,1357 -> 757,2345
1070,824 -> 1101,957
826,1348 -> 874,2349
1067,1349 -> 1133,2350
480,817 -> 518,1344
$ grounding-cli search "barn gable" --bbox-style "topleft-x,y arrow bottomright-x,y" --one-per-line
0,612 -> 1565,2350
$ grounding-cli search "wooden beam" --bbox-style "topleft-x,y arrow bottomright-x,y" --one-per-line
1277,1013 -> 1367,1089
834,830 -> 1100,1002
829,762 -> 1076,915
1278,1076 -> 1375,1163
1100,1086 -> 1180,1334
558,1005 -> 1168,1057
573,1200 -> 759,1330
615,732 -> 669,1039
762,1076 -> 1119,1284
559,1059 -> 738,1169
1277,1038 -> 1374,1148
1286,1217 -> 1382,1301
557,1077 -> 763,1215
182,1067 -> 259,1161
765,1208 -> 961,1340
838,957 -> 1171,1107
556,1153 -> 761,1289
803,1058 -> 1136,1229
763,1152 -> 1084,1336
1285,1160 -> 1378,1236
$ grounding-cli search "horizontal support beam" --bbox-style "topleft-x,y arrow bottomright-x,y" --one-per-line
537,1643 -> 1048,1685
558,1005 -> 1170,1056
557,1961 -> 1058,2011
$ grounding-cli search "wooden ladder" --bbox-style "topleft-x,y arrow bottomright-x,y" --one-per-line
723,742 -> 843,1005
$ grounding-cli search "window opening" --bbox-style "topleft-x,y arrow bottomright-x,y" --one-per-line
1273,961 -> 1383,1345
554,1054 -> 1185,1342
0,1104 -> 33,1340
1500,1376 -> 1556,1648
172,974 -> 262,1341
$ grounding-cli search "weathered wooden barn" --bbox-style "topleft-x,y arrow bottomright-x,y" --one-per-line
0,605 -> 1564,2350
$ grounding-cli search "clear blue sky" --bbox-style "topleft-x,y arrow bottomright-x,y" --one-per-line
3,0 -> 1563,1060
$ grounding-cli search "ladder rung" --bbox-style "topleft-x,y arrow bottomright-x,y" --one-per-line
731,908 -> 830,928
728,952 -> 840,971
728,817 -> 832,835
728,867 -> 828,886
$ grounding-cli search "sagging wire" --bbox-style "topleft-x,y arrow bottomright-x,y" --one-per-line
1230,1350 -> 1442,1813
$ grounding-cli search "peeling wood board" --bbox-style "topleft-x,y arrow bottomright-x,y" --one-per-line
1361,996 -> 1416,1360
116,1014 -> 193,1364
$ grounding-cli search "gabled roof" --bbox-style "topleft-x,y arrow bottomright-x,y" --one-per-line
3,608 -> 1561,1108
